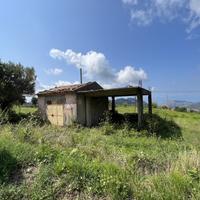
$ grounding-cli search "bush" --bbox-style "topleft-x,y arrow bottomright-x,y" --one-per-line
174,107 -> 187,112
144,114 -> 182,138
152,103 -> 158,108
161,105 -> 169,109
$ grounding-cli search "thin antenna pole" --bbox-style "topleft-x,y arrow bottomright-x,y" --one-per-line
138,80 -> 142,87
80,68 -> 83,84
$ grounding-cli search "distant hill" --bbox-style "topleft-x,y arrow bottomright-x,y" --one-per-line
168,100 -> 193,108
189,102 -> 200,110
167,100 -> 200,111
115,98 -> 148,106
115,98 -> 200,111
115,98 -> 136,105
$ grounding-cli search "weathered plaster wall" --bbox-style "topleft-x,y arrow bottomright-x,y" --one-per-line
38,96 -> 46,120
86,97 -> 108,126
44,95 -> 66,104
77,95 -> 108,126
38,92 -> 108,127
64,94 -> 77,125
77,95 -> 86,125
38,94 -> 76,125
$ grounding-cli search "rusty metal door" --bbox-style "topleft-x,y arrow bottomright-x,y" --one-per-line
46,105 -> 64,126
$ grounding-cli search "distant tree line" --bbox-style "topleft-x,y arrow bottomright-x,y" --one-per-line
31,96 -> 38,106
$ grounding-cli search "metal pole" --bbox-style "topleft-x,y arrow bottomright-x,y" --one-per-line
80,68 -> 83,84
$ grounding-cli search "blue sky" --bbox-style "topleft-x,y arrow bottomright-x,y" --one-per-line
0,0 -> 200,104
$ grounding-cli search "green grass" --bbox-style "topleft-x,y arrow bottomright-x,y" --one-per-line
0,106 -> 200,199
117,105 -> 200,146
14,106 -> 37,114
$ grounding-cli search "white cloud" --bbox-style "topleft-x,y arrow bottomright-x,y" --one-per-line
36,79 -> 79,93
100,83 -> 114,89
117,66 -> 147,85
186,33 -> 200,40
122,0 -> 200,32
187,0 -> 200,32
49,49 -> 147,87
36,78 -> 52,92
45,68 -> 63,75
131,10 -> 153,26
54,80 -> 79,87
50,49 -> 114,80
190,0 -> 200,16
122,0 -> 138,5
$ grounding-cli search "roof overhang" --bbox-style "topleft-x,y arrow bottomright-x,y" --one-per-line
37,81 -> 102,97
37,91 -> 74,97
77,87 -> 151,97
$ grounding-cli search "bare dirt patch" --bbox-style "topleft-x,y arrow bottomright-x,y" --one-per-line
10,165 -> 39,185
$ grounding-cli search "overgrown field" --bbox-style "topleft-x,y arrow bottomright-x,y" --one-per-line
0,106 -> 200,199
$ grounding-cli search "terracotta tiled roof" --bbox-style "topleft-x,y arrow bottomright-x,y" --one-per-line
37,82 -> 102,96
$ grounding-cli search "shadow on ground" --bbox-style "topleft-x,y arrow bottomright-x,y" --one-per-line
106,112 -> 182,139
0,149 -> 23,184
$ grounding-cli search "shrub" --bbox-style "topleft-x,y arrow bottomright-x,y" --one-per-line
174,107 -> 187,112
161,105 -> 169,109
152,103 -> 158,108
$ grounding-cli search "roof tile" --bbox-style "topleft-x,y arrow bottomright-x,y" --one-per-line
37,82 -> 100,96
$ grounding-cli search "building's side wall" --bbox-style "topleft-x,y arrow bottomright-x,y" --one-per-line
64,94 -> 77,125
38,94 -> 77,125
44,95 -> 66,104
38,95 -> 66,121
38,81 -> 107,126
76,82 -> 104,126
86,97 -> 108,126
77,95 -> 108,126
77,95 -> 86,125
38,96 -> 46,120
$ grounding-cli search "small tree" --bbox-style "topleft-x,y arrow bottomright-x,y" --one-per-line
0,60 -> 36,110
31,97 -> 38,106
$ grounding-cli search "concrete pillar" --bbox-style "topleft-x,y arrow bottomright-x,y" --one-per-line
148,94 -> 152,115
112,96 -> 115,113
137,92 -> 143,129
135,96 -> 137,113
86,97 -> 92,126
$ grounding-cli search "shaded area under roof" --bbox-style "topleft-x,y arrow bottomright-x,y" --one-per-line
77,87 -> 151,97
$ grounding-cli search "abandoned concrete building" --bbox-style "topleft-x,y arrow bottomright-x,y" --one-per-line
37,81 -> 152,128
